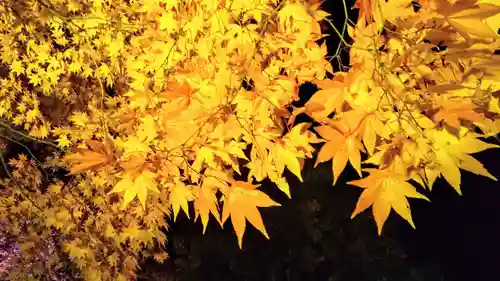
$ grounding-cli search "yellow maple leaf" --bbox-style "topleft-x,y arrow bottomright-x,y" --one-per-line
314,121 -> 366,184
10,60 -> 24,75
69,111 -> 90,127
437,0 -> 500,39
192,146 -> 216,172
349,169 -> 430,235
106,31 -> 124,58
121,135 -> 150,156
64,240 -> 89,260
274,144 -> 304,182
273,176 -> 291,198
109,171 -> 160,209
169,181 -> 195,221
137,115 -> 157,143
362,114 -> 390,156
278,2 -> 311,32
427,129 -> 498,194
158,11 -> 178,33
304,79 -> 346,121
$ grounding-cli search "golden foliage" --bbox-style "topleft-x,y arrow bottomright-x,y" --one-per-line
0,0 -> 498,280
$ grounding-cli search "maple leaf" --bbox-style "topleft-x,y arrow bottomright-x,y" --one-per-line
221,181 -> 281,248
372,0 -> 417,25
169,181 -> 195,221
278,2 -> 311,32
353,0 -> 375,23
108,171 -> 160,209
160,80 -> 196,103
108,252 -> 120,268
137,115 -> 157,143
194,179 -> 222,233
116,109 -> 138,134
158,11 -> 178,33
106,31 -> 124,58
434,99 -> 485,129
120,153 -> 148,179
426,129 -> 498,194
362,113 -> 391,155
121,135 -> 150,155
314,119 -> 366,185
247,152 -> 274,182
303,78 -> 347,121
349,169 -> 430,235
274,144 -> 304,182
64,240 -> 89,260
57,134 -> 72,148
64,139 -> 114,175
10,60 -> 24,75
69,111 -> 90,127
436,0 -> 500,39
153,252 -> 170,264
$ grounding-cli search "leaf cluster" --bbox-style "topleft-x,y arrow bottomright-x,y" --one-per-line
0,0 -> 498,280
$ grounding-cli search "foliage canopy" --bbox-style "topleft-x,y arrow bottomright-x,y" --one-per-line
0,0 -> 499,280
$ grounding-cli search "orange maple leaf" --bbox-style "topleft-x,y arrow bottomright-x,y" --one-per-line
353,0 -> 375,23
159,79 -> 197,110
64,139 -> 113,175
221,181 -> 280,249
161,80 -> 196,100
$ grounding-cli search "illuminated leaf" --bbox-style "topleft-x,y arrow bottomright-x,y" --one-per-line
64,140 -> 113,175
439,0 -> 500,38
169,181 -> 195,221
221,181 -> 281,249
314,122 -> 366,184
109,171 -> 160,209
194,179 -> 222,233
349,169 -> 430,235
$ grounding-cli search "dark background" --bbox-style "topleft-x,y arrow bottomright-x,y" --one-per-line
138,1 -> 500,281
